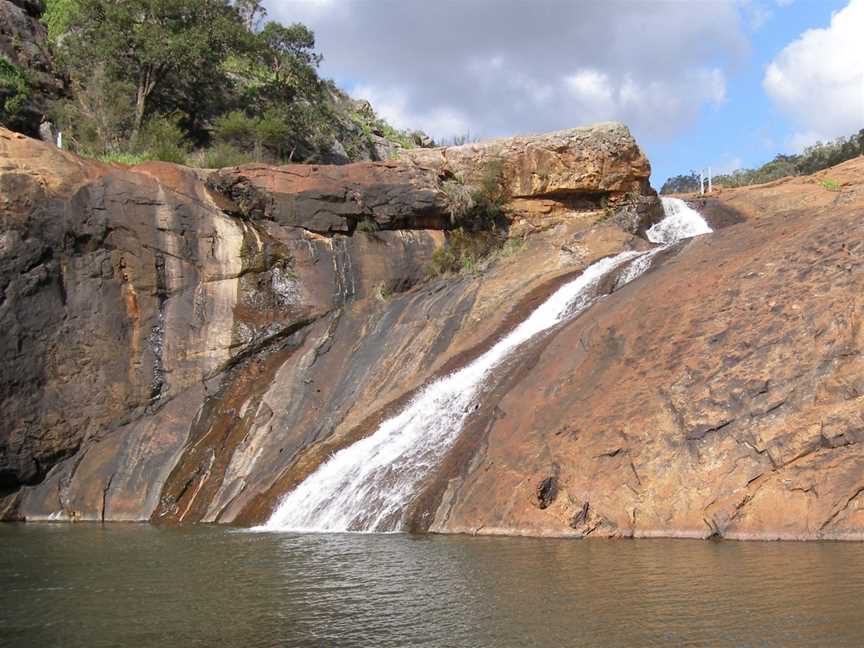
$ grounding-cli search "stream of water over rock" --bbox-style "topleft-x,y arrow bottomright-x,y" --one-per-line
263,198 -> 712,533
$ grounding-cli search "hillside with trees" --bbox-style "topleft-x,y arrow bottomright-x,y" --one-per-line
661,130 -> 864,194
0,0 -> 431,166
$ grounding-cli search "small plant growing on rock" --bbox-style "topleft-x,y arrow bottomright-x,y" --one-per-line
355,218 -> 380,233
821,178 -> 841,192
373,282 -> 393,301
0,56 -> 29,128
441,177 -> 475,225
500,238 -> 526,257
427,228 -> 503,277
430,159 -> 511,277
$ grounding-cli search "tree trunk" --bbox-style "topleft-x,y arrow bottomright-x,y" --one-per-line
130,68 -> 156,147
130,84 -> 147,148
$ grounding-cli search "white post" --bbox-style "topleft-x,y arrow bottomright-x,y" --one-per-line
56,131 -> 62,149
708,167 -> 712,193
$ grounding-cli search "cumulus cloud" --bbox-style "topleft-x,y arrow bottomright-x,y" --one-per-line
264,0 -> 748,143
763,0 -> 864,149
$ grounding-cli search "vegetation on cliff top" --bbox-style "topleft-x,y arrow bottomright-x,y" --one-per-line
429,160 -> 514,277
0,56 -> 29,129
26,0 -> 426,165
661,130 -> 864,194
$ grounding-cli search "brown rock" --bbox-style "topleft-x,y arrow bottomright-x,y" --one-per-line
208,122 -> 662,235
0,125 -> 649,523
418,157 -> 864,540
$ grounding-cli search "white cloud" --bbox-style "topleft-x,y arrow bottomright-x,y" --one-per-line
738,0 -> 774,30
265,0 -> 748,143
763,0 -> 864,149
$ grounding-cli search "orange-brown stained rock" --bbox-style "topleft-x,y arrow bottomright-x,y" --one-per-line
1,124 -> 647,522
209,122 -> 659,234
9,123 -> 863,542
423,161 -> 864,540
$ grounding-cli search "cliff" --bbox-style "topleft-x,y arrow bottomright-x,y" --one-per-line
0,123 -> 660,524
0,0 -> 62,136
3,120 -> 863,540
425,158 -> 864,540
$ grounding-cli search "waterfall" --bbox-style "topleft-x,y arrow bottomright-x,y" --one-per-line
647,197 -> 712,245
262,197 -> 711,533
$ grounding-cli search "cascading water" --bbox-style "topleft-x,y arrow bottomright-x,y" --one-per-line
262,196 -> 711,533
647,197 -> 712,244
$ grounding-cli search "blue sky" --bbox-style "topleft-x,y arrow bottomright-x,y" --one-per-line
648,0 -> 855,185
267,0 -> 864,188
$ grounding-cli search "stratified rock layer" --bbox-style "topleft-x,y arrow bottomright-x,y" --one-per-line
0,123 -> 656,523
419,158 -> 864,540
4,121 -> 862,541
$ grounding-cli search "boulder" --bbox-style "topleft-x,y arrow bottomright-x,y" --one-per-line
209,122 -> 662,236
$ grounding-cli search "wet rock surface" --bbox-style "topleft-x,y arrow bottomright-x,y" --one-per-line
5,123 -> 861,541
0,124 -> 652,523
422,157 -> 864,540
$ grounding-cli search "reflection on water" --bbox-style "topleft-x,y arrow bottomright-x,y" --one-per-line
2,524 -> 864,647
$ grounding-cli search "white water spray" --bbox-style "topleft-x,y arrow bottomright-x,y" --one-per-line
647,197 -> 712,245
263,196 -> 711,533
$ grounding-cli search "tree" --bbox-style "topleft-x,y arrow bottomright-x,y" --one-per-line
255,21 -> 322,104
0,57 -> 29,129
59,0 -> 247,144
234,0 -> 265,30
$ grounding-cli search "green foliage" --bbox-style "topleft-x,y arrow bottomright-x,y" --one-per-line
213,110 -> 257,151
428,229 -> 505,277
41,0 -> 80,44
0,57 -> 29,127
52,67 -> 135,153
97,151 -> 154,165
192,143 -> 253,168
374,120 -> 415,149
56,0 -> 249,143
661,130 -> 864,194
213,107 -> 300,162
134,114 -> 190,164
355,218 -> 380,233
41,0 -> 423,165
821,178 -> 841,192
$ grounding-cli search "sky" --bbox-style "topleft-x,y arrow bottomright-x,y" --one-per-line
264,0 -> 864,187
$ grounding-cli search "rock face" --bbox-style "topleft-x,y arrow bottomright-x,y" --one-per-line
416,157 -> 864,540
0,123 -> 658,523
207,162 -> 448,234
6,118 -> 861,541
401,123 -> 662,232
0,0 -> 63,136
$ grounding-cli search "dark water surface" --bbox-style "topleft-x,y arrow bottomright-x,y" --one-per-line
2,525 -> 864,647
